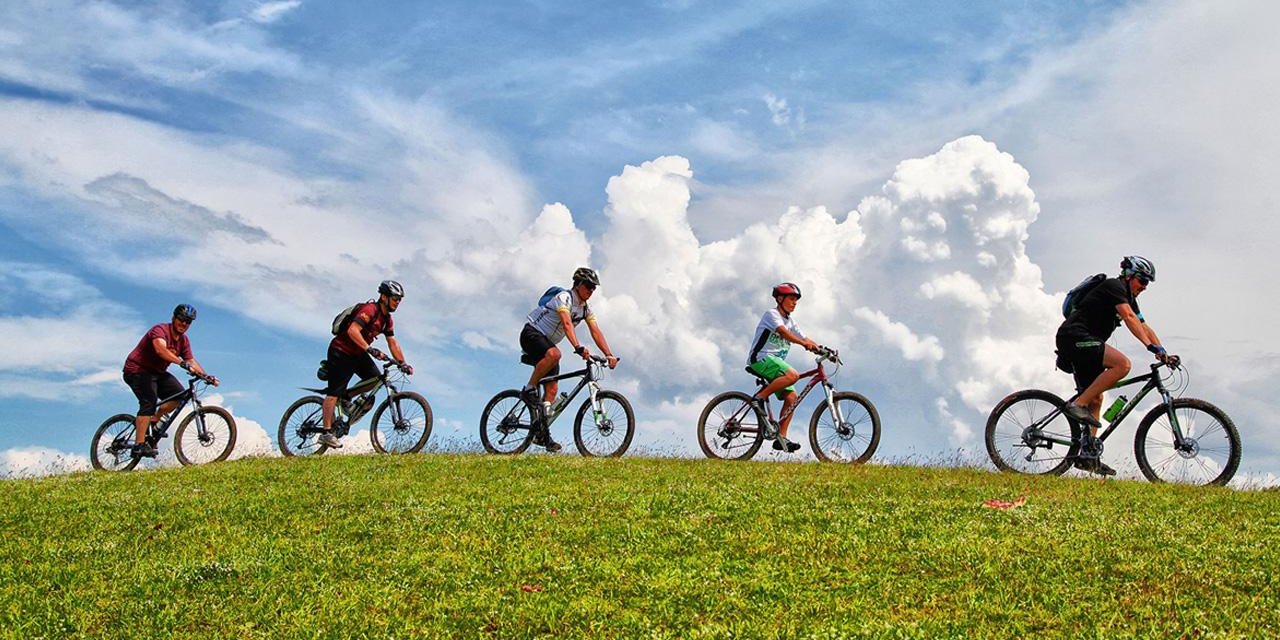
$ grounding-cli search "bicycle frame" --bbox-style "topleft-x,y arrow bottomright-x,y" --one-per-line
729,355 -> 843,439
148,376 -> 203,442
304,361 -> 404,434
533,357 -> 608,427
1034,363 -> 1179,448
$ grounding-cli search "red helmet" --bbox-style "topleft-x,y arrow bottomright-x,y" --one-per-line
771,282 -> 802,299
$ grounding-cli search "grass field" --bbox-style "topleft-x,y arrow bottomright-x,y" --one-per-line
1,454 -> 1277,638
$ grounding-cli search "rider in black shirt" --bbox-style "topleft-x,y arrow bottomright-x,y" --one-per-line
1055,255 -> 1178,475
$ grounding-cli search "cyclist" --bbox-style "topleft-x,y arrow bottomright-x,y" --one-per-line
1056,255 -> 1177,475
121,304 -> 218,458
319,280 -> 413,448
520,267 -> 618,452
747,282 -> 821,453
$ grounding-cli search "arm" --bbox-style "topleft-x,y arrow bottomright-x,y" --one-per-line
1117,303 -> 1170,359
386,335 -> 408,367
585,317 -> 618,369
155,338 -> 218,385
559,309 -> 588,359
775,326 -> 819,352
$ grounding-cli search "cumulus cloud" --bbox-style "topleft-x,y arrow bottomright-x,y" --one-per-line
0,446 -> 90,478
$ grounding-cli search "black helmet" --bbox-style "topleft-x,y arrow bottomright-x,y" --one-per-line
378,280 -> 405,297
772,282 -> 802,299
573,267 -> 600,287
173,304 -> 197,322
1120,256 -> 1155,282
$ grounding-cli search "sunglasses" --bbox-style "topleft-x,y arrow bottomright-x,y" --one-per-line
388,295 -> 403,302
1136,275 -> 1151,285
581,283 -> 597,292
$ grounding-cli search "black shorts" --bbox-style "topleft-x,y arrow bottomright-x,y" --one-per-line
324,345 -> 380,397
1056,333 -> 1105,392
519,323 -> 559,376
123,371 -> 184,416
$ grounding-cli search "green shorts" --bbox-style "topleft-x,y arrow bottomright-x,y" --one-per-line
748,356 -> 795,399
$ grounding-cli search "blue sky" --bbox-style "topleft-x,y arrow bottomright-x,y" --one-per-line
2,0 -> 1277,482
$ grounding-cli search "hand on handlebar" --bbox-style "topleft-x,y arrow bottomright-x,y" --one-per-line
397,362 -> 414,375
1159,353 -> 1181,369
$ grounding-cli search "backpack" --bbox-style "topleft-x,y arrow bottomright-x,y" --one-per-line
537,286 -> 567,308
1061,274 -> 1106,318
332,300 -> 375,335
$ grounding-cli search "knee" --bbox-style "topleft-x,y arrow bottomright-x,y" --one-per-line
1113,357 -> 1131,376
543,347 -> 561,362
781,370 -> 799,385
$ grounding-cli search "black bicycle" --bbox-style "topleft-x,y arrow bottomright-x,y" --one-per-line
697,346 -> 881,463
480,355 -> 634,456
985,360 -> 1241,486
91,372 -> 236,471
278,357 -> 432,456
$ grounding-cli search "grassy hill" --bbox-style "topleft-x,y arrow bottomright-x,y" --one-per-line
1,454 -> 1276,639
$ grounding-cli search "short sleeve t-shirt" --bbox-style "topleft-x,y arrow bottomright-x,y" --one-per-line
526,288 -> 593,344
123,323 -> 193,374
747,309 -> 805,365
1057,277 -> 1141,343
330,302 -> 394,356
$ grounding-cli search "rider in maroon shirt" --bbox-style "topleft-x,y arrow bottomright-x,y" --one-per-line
121,304 -> 218,458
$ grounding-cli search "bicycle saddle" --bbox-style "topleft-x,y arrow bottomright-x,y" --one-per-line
744,367 -> 768,386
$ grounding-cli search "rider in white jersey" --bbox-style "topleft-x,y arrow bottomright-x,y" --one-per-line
747,282 -> 820,453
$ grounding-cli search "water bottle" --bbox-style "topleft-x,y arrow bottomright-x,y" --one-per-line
553,393 -> 569,413
1103,395 -> 1128,422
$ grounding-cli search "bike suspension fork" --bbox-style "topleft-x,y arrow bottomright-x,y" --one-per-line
822,382 -> 845,426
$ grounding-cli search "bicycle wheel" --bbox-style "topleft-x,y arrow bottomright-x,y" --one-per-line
479,390 -> 536,455
809,391 -> 881,463
174,406 -> 237,465
278,395 -> 328,457
370,391 -> 433,454
573,390 -> 635,457
1135,398 -> 1240,486
697,391 -> 766,461
90,414 -> 141,471
985,389 -> 1080,476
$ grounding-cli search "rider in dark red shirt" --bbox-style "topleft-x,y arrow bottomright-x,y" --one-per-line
319,280 -> 413,448
121,304 -> 218,458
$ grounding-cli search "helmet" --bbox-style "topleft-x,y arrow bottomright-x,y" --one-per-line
572,267 -> 600,287
772,282 -> 802,299
173,304 -> 197,322
378,280 -> 405,297
1120,256 -> 1156,282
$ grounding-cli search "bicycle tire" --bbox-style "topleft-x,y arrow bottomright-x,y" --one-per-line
697,391 -> 766,461
174,406 -> 237,465
809,391 -> 880,463
278,395 -> 328,457
370,391 -> 433,454
1134,398 -> 1240,486
480,389 -> 536,455
985,389 -> 1080,476
573,390 -> 635,457
90,413 -> 142,471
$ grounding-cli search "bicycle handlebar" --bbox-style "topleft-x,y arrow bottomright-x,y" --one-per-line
814,345 -> 842,366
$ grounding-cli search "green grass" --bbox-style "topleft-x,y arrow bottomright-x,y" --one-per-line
1,455 -> 1277,638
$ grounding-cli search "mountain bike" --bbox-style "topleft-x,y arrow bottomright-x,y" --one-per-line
90,372 -> 236,471
278,357 -> 432,456
480,355 -> 634,456
985,360 -> 1240,486
697,347 -> 881,463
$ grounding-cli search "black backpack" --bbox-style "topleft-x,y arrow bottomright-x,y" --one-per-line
1061,274 -> 1106,318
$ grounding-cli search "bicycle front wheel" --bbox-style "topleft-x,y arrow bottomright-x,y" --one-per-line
809,392 -> 880,463
175,406 -> 237,465
985,389 -> 1079,476
90,414 -> 141,471
278,396 -> 327,457
697,391 -> 766,461
370,392 -> 433,454
479,390 -> 536,455
1135,398 -> 1240,486
573,390 -> 635,457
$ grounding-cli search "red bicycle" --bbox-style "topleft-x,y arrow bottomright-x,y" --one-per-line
697,346 -> 881,463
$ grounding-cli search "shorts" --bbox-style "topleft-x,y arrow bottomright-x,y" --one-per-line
324,345 -> 380,397
519,323 -> 560,376
123,371 -> 184,416
1056,333 -> 1105,392
748,356 -> 796,399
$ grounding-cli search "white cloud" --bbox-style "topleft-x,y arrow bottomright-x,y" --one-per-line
251,1 -> 303,24
0,446 -> 90,478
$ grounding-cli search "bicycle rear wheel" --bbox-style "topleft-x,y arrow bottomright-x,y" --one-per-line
697,391 -> 766,461
1135,398 -> 1240,486
573,390 -> 635,457
985,389 -> 1080,476
278,396 -> 327,457
370,392 -> 433,454
809,392 -> 880,463
175,406 -> 237,465
480,390 -> 536,455
90,414 -> 141,471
